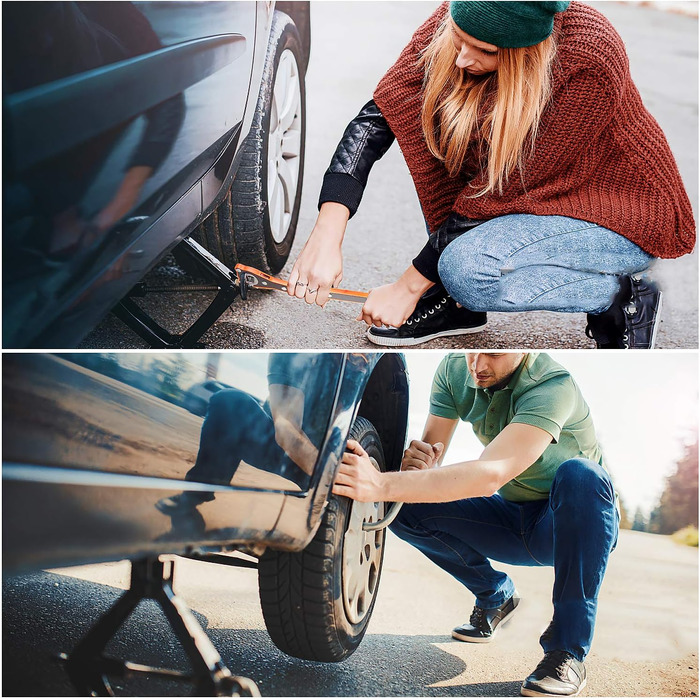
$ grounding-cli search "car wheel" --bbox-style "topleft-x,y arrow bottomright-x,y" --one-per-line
192,11 -> 305,273
258,416 -> 387,662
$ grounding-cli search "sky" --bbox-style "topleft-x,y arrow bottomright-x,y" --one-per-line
404,351 -> 698,515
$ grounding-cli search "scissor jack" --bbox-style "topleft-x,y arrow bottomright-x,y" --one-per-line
111,237 -> 243,349
59,556 -> 260,697
112,236 -> 370,348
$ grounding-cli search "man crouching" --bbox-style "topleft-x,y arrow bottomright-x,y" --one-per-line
333,352 -> 618,697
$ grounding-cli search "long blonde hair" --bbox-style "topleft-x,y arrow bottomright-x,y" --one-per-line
420,15 -> 557,196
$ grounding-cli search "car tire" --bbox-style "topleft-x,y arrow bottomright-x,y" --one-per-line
258,416 -> 387,662
191,11 -> 305,273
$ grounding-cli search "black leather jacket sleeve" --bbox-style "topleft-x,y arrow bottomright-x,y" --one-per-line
318,99 -> 396,218
412,242 -> 441,283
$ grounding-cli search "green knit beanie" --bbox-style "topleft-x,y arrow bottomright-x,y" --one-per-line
449,1 -> 571,49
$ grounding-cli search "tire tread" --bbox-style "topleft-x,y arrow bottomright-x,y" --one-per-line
190,12 -> 304,273
259,417 -> 385,662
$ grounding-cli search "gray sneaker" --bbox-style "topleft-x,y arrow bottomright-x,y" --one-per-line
521,650 -> 587,697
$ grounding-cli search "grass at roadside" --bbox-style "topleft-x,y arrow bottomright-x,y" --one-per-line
672,526 -> 699,547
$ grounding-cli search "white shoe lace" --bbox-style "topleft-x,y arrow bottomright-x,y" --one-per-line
405,298 -> 448,326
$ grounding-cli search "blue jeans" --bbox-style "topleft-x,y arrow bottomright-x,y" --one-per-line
185,388 -> 308,496
436,215 -> 653,313
389,458 -> 619,661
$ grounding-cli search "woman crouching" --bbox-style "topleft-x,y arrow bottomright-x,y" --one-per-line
288,1 -> 695,348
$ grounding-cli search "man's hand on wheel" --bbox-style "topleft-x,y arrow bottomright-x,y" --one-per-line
333,439 -> 386,502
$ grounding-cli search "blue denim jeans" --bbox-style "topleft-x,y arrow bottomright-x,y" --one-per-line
184,388 -> 308,496
389,458 -> 619,661
435,215 -> 654,313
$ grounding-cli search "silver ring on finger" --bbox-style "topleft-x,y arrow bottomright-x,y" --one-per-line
307,288 -> 318,294
296,281 -> 307,287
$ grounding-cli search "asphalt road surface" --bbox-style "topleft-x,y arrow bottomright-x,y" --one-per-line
3,529 -> 697,697
81,1 -> 698,350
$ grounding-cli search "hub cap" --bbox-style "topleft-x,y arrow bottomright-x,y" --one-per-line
341,457 -> 385,624
267,49 -> 302,244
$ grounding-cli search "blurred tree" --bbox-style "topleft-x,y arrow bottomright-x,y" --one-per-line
631,507 -> 647,532
648,437 -> 698,535
60,352 -> 121,378
618,496 -> 632,530
151,356 -> 188,404
647,504 -> 661,534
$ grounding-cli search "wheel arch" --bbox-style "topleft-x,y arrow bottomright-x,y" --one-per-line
356,354 -> 409,473
275,2 -> 310,72
272,353 -> 408,552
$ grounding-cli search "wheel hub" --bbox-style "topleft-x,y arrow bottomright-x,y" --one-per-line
267,49 -> 302,244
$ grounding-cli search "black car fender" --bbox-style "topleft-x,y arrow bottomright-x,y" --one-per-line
273,353 -> 409,551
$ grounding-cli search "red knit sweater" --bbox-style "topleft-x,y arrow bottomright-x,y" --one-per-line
373,2 -> 695,259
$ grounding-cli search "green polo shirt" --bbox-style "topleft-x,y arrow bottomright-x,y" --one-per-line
430,353 -> 605,502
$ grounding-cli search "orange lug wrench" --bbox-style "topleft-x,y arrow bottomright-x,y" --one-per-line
235,264 -> 368,304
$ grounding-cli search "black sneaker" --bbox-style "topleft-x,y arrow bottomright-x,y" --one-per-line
451,591 -> 520,643
521,650 -> 587,697
586,273 -> 662,349
367,285 -> 487,347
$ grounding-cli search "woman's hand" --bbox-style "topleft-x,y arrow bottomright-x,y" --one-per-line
288,202 -> 349,306
332,439 -> 386,502
358,265 -> 435,328
357,281 -> 422,328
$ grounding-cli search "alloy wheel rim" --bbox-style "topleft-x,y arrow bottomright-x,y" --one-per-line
341,456 -> 385,625
267,49 -> 302,244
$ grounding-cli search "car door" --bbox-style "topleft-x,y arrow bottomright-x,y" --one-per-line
2,2 -> 257,347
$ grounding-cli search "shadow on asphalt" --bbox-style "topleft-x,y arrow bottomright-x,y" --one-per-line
4,571 -> 526,697
209,628 -> 525,697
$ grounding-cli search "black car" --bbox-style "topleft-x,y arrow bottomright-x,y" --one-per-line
2,351 -> 409,694
3,1 -> 309,348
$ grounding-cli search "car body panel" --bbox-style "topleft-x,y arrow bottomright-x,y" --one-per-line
7,34 -> 248,174
2,352 -> 408,573
2,466 -> 287,573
